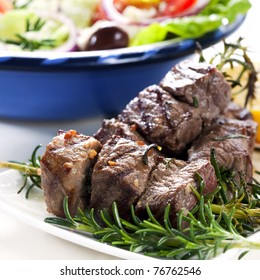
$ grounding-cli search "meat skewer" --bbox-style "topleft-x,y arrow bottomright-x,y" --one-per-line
160,60 -> 231,123
188,117 -> 257,184
135,158 -> 217,225
37,60 -> 257,223
90,136 -> 161,219
40,129 -> 102,217
119,61 -> 231,156
119,84 -> 203,156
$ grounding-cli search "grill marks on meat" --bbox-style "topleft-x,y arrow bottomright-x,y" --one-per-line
91,135 -> 218,223
188,118 -> 257,183
119,85 -> 203,156
136,159 -> 217,224
90,136 -> 161,219
119,61 -> 231,156
40,130 -> 102,217
94,118 -> 145,145
160,61 -> 231,123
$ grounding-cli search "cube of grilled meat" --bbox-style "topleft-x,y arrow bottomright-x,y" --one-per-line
160,60 -> 231,123
188,118 -> 257,183
90,136 -> 161,218
119,85 -> 203,156
40,130 -> 102,217
223,102 -> 253,121
135,158 -> 217,225
94,118 -> 145,145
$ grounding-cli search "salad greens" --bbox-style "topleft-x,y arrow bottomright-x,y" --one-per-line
0,9 -> 70,51
131,0 -> 251,46
0,0 -> 252,51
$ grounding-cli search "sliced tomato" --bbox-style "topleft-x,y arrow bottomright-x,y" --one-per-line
161,0 -> 197,17
0,0 -> 12,13
102,0 -> 203,25
91,4 -> 109,24
114,0 -> 160,12
113,0 -> 198,17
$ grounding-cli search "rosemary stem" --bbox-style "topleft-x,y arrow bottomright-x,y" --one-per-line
0,161 -> 41,176
211,203 -> 260,221
210,203 -> 245,219
220,237 -> 260,251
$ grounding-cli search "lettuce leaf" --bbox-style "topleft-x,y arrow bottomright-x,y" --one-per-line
131,0 -> 251,46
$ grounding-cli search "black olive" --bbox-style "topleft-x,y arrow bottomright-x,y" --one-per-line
86,25 -> 129,51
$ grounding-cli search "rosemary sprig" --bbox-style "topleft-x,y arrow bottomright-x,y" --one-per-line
26,17 -> 46,32
0,17 -> 56,51
197,37 -> 258,107
45,198 -> 260,260
3,34 -> 56,52
0,145 -> 42,198
212,133 -> 249,141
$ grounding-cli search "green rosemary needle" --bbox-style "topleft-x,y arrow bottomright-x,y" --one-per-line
45,198 -> 260,260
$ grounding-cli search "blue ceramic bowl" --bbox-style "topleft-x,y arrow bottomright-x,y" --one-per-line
0,16 -> 244,121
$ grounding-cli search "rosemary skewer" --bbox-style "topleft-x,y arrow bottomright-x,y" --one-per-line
0,161 -> 40,176
0,145 -> 42,198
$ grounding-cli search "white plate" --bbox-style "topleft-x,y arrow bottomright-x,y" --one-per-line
0,169 -> 259,260
0,170 -> 152,260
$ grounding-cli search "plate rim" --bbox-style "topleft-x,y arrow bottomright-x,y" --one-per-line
0,170 -> 153,260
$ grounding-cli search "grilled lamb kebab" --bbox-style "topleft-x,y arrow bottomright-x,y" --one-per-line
38,60 -> 256,221
90,135 -> 217,224
188,117 -> 257,184
119,84 -> 203,156
119,61 -> 231,156
40,130 -> 102,217
135,158 -> 217,225
90,136 -> 161,219
159,60 -> 231,123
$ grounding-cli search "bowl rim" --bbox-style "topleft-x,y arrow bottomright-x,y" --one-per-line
0,15 -> 245,68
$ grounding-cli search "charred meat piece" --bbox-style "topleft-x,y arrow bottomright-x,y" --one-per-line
40,130 -> 102,218
135,159 -> 217,225
160,60 -> 231,123
90,136 -> 161,218
119,85 -> 203,156
94,118 -> 145,145
188,118 -> 257,183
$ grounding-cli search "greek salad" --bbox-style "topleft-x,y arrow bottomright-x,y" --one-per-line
0,0 -> 251,52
